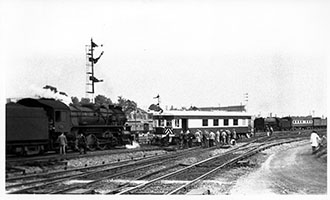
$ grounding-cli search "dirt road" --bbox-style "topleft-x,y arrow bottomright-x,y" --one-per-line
230,141 -> 327,194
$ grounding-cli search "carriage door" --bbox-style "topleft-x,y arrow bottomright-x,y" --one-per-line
181,118 -> 188,132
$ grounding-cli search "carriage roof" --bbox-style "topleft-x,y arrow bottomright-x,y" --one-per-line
153,110 -> 251,118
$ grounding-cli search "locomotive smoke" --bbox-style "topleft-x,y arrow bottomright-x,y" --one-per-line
28,85 -> 72,105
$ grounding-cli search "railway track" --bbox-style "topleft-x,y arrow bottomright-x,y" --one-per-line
6,136 -> 272,194
6,136 -> 268,194
6,141 -> 227,194
6,131 -> 317,195
115,137 -> 303,195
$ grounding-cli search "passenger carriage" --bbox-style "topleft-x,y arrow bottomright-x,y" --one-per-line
152,110 -> 252,144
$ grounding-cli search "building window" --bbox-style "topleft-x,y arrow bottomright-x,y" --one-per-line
224,119 -> 229,126
202,119 -> 208,126
159,119 -> 164,126
233,119 -> 238,126
166,120 -> 172,127
175,119 -> 180,127
213,119 -> 219,126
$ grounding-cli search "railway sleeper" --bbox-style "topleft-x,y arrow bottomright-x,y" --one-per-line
235,160 -> 250,167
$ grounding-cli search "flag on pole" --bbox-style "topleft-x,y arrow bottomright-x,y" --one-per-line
90,76 -> 103,82
93,51 -> 104,64
91,38 -> 98,48
88,51 -> 104,64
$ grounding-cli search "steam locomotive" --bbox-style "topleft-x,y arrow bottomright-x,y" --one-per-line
6,98 -> 132,155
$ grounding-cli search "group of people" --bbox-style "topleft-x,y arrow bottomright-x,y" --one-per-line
178,128 -> 247,149
56,132 -> 88,155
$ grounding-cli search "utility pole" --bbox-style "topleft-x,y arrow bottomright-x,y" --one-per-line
244,93 -> 248,112
85,38 -> 104,102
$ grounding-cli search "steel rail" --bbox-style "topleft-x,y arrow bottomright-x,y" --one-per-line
166,137 -> 306,195
114,141 -> 258,195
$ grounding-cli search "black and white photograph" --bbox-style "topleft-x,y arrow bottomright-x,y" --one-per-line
1,0 -> 328,198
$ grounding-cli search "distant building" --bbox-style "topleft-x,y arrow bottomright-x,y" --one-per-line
126,108 -> 154,133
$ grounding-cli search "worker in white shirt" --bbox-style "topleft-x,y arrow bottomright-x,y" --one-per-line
310,130 -> 321,154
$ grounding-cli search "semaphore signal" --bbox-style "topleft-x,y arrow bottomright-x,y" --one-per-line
85,38 -> 104,101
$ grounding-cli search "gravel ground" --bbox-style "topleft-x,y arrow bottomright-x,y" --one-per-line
190,139 -> 327,195
7,149 -> 167,175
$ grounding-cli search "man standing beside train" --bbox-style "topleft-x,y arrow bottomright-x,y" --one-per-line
57,132 -> 67,155
78,132 -> 88,154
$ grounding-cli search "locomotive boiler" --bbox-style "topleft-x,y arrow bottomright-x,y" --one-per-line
69,103 -> 131,150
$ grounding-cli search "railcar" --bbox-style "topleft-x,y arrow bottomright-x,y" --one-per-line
313,117 -> 327,129
254,116 -> 326,132
6,98 -> 132,155
281,116 -> 313,130
279,117 -> 291,131
153,110 -> 252,144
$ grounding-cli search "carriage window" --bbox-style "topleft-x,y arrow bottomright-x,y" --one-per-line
224,119 -> 229,126
233,119 -> 238,125
213,119 -> 219,126
202,119 -> 208,126
175,119 -> 180,127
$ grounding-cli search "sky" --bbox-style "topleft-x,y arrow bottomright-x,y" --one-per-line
1,0 -> 329,117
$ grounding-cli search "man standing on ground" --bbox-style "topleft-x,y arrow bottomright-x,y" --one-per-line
57,132 -> 67,155
310,130 -> 321,154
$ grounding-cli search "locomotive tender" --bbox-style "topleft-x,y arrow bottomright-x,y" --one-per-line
6,98 -> 132,155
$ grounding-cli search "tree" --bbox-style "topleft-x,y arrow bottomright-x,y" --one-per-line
148,103 -> 163,112
94,94 -> 112,106
71,96 -> 79,105
116,96 -> 137,115
80,97 -> 91,104
189,106 -> 199,111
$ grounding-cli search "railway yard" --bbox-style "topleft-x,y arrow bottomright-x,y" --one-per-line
5,129 -> 327,195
